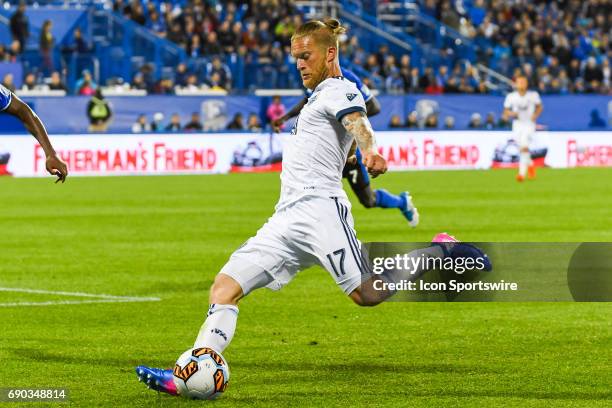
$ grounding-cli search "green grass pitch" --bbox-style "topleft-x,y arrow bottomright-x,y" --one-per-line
0,167 -> 611,407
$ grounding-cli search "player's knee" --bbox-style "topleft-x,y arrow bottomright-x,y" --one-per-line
209,273 -> 244,305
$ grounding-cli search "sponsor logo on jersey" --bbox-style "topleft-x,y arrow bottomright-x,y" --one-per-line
346,93 -> 357,101
212,328 -> 227,341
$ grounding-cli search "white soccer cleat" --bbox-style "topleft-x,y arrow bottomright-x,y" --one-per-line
400,192 -> 419,227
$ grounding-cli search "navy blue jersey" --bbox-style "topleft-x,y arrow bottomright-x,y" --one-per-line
0,84 -> 12,111
306,68 -> 373,102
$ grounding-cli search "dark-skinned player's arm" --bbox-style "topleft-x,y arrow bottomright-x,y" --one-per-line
5,94 -> 68,183
271,96 -> 308,133
341,111 -> 387,177
365,96 -> 381,117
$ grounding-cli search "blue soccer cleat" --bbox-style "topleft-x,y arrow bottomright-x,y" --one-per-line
400,192 -> 419,227
431,233 -> 492,271
135,365 -> 178,396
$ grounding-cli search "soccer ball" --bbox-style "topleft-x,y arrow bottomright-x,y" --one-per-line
172,347 -> 230,400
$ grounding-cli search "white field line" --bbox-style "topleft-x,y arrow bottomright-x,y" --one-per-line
0,287 -> 160,307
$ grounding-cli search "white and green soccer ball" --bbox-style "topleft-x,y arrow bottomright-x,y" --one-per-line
172,347 -> 230,400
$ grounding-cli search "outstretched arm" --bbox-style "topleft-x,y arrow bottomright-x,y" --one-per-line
340,111 -> 387,177
5,94 -> 68,182
271,96 -> 308,133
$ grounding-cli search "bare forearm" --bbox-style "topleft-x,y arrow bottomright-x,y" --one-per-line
8,97 -> 56,156
21,108 -> 56,156
341,111 -> 376,153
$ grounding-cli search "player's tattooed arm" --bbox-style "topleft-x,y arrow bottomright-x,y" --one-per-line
341,111 -> 387,177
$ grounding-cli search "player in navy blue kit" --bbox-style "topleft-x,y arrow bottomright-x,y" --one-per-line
0,83 -> 67,181
272,67 -> 418,226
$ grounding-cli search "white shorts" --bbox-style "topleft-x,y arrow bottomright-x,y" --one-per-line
513,123 -> 536,148
220,195 -> 369,295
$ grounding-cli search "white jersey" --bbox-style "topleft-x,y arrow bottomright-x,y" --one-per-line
503,90 -> 541,132
278,77 -> 366,210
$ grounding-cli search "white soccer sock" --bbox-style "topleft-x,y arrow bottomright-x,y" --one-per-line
519,151 -> 530,177
193,304 -> 239,353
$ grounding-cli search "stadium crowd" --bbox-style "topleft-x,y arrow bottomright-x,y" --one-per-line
414,0 -> 611,94
1,0 -> 610,96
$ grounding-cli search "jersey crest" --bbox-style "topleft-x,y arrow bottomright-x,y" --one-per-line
346,93 -> 357,102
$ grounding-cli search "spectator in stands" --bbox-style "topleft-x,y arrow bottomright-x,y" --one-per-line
165,113 -> 182,132
242,21 -> 258,50
484,113 -> 496,130
49,71 -> 68,92
2,74 -> 16,92
174,63 -> 189,88
425,114 -> 439,129
10,1 -> 28,53
406,67 -> 421,93
389,115 -> 403,129
187,35 -> 202,59
8,40 -> 20,62
468,113 -> 483,129
227,113 -> 245,130
40,20 -> 55,75
206,57 -> 232,91
247,113 -> 262,132
218,20 -> 236,53
202,32 -> 222,56
65,27 -> 90,55
21,73 -> 37,90
87,89 -> 112,132
584,57 -> 604,92
398,54 -> 411,83
130,2 -> 146,26
131,72 -> 147,91
406,111 -> 419,128
153,77 -> 174,95
131,114 -> 151,133
436,66 -> 449,88
76,70 -> 97,95
266,96 -> 286,127
444,116 -> 455,129
184,112 -> 203,131
181,74 -> 202,91
444,77 -> 460,93
440,0 -> 460,30
151,112 -> 164,132
257,20 -> 273,46
385,68 -> 404,94
207,72 -> 226,91
147,10 -> 166,38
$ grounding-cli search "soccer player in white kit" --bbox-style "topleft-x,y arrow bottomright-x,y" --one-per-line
135,19 -> 492,395
502,74 -> 543,181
